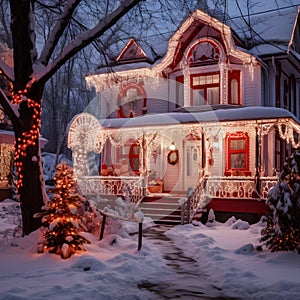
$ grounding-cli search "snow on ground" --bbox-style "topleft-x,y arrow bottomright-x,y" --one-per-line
0,199 -> 300,300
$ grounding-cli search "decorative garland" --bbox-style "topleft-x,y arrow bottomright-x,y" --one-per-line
167,150 -> 179,165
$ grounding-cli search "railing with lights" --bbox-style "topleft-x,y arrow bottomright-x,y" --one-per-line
77,175 -> 144,204
181,175 -> 209,224
181,175 -> 278,224
205,176 -> 277,200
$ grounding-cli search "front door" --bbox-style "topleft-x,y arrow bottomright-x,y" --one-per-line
184,140 -> 201,190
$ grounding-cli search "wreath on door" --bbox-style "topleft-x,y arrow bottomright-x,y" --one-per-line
167,150 -> 179,165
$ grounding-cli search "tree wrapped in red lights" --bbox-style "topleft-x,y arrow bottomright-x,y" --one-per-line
260,150 -> 300,253
40,161 -> 90,259
0,0 -> 144,236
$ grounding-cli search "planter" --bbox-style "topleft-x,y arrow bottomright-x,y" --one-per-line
0,180 -> 8,187
148,184 -> 163,193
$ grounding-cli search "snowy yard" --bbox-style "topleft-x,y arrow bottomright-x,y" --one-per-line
0,199 -> 300,300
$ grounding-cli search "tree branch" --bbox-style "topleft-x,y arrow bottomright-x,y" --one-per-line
0,88 -> 20,130
34,0 -> 143,85
38,0 -> 82,66
0,59 -> 14,81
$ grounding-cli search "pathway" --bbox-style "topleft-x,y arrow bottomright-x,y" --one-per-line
139,225 -> 237,299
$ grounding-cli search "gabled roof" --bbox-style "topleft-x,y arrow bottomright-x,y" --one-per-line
115,38 -> 150,64
89,2 -> 300,79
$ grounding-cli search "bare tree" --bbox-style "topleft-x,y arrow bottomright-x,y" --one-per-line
0,0 -> 145,235
0,0 -> 199,235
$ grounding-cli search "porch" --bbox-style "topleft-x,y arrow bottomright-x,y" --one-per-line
77,174 -> 277,224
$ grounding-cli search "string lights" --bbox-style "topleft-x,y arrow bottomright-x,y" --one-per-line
10,80 -> 41,191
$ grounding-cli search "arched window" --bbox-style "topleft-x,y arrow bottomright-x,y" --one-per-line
228,70 -> 241,105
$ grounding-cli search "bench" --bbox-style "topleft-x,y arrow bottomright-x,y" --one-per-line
97,208 -> 144,251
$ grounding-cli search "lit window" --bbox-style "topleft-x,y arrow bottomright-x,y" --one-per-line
191,72 -> 220,106
230,79 -> 239,104
225,132 -> 250,176
228,70 -> 241,105
116,140 -> 140,175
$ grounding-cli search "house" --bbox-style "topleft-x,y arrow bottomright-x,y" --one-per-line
0,43 -> 15,200
68,4 -> 300,223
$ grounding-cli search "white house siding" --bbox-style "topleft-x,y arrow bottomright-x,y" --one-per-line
243,65 -> 262,106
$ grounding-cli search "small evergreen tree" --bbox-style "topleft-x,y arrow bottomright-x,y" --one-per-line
40,161 -> 90,258
260,150 -> 300,253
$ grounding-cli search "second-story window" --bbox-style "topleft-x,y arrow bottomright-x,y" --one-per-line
228,70 -> 241,105
190,72 -> 220,106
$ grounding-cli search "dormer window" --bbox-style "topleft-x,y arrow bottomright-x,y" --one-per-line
190,72 -> 220,105
187,41 -> 220,66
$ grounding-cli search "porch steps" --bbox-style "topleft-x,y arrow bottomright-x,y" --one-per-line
140,195 -> 184,225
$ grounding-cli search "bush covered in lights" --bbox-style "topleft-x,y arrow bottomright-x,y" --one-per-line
40,161 -> 91,259
260,150 -> 300,253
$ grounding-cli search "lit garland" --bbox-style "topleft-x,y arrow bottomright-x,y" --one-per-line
10,81 -> 41,191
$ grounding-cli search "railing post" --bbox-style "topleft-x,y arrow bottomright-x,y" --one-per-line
138,222 -> 143,251
99,214 -> 106,241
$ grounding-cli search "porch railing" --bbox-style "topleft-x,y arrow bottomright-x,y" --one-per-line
182,175 -> 278,224
181,175 -> 209,224
77,176 -> 145,205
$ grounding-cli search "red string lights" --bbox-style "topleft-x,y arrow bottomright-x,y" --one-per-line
11,80 -> 41,192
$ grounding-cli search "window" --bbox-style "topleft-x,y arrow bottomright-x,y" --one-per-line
191,72 -> 220,105
228,70 -> 241,105
116,140 -> 140,175
175,75 -> 184,108
275,131 -> 286,172
129,142 -> 140,175
225,132 -> 250,176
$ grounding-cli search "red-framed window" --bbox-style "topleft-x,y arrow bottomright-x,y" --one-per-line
129,142 -> 140,175
228,70 -> 241,105
225,132 -> 251,176
190,72 -> 220,106
116,139 -> 140,175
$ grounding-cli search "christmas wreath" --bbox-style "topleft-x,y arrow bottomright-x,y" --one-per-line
167,150 -> 179,165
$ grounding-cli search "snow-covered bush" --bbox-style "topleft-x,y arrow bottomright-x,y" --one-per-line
260,150 -> 300,253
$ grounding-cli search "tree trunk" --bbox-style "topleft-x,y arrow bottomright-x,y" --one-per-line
18,139 -> 45,235
14,96 -> 46,235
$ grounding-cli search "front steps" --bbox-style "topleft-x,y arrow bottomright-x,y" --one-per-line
140,195 -> 185,225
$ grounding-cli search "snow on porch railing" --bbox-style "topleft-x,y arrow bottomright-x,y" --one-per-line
181,175 -> 278,224
181,175 -> 210,224
206,176 -> 277,200
206,176 -> 258,199
259,177 -> 278,200
77,176 -> 144,204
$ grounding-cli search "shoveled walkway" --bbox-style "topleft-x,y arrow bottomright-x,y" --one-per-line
139,225 -> 237,300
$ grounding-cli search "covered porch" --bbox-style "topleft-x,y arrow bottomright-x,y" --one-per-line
67,107 -> 300,223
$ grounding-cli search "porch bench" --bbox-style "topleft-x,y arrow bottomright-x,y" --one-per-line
96,209 -> 143,251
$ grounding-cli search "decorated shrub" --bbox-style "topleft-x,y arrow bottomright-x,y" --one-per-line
260,150 -> 300,253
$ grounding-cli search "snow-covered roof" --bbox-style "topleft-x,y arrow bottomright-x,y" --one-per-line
228,6 -> 299,53
91,1 -> 300,76
100,107 -> 300,129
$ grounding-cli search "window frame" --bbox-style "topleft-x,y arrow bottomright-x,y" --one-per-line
228,70 -> 241,105
190,71 -> 220,106
115,139 -> 140,175
225,132 -> 251,176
